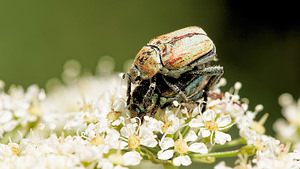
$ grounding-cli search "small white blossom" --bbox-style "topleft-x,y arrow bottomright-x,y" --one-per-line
190,109 -> 232,145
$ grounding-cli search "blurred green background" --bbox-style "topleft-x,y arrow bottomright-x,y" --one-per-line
0,0 -> 299,167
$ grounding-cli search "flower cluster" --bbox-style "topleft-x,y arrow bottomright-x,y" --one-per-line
0,58 -> 299,169
274,93 -> 300,151
0,83 -> 45,143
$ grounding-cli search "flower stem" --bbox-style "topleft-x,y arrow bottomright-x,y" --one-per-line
210,138 -> 246,151
190,149 -> 239,159
141,146 -> 164,164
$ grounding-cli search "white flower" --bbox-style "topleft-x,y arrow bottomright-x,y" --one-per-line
143,116 -> 163,132
239,125 -> 257,145
274,93 -> 300,150
120,120 -> 157,148
279,93 -> 300,125
273,119 -> 298,141
190,109 -> 232,145
157,131 -> 208,165
160,108 -> 181,134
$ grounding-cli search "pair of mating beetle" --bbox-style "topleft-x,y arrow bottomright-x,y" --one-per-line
124,26 -> 223,120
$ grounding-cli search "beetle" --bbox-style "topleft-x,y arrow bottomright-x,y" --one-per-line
124,26 -> 223,109
129,64 -> 223,120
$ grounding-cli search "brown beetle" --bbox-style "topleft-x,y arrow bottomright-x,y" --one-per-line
124,26 -> 223,111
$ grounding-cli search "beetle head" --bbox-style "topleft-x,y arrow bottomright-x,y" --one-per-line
126,66 -> 142,84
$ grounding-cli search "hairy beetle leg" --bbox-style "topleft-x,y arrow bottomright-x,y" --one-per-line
187,65 -> 223,78
195,66 -> 224,113
142,82 -> 156,108
162,66 -> 223,114
162,76 -> 189,103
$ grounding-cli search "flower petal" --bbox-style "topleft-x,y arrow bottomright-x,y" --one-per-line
141,136 -> 158,147
188,143 -> 208,154
216,114 -> 232,127
214,131 -> 231,145
157,150 -> 174,160
173,155 -> 192,166
184,130 -> 197,142
160,137 -> 174,150
123,151 -> 142,166
120,127 -> 130,138
188,117 -> 204,128
199,128 -> 211,138
203,109 -> 215,122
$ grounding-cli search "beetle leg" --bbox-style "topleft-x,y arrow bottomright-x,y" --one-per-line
187,66 -> 223,78
200,67 -> 224,113
200,90 -> 208,113
149,93 -> 160,118
160,66 -> 193,78
202,66 -> 224,91
126,76 -> 132,106
162,76 -> 189,103
185,66 -> 223,113
142,82 -> 156,108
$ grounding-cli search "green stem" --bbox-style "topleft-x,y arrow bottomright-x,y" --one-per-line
141,146 -> 164,164
190,149 -> 239,159
211,138 -> 246,151
181,125 -> 190,139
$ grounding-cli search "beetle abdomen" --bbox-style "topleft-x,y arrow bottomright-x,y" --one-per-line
149,26 -> 214,70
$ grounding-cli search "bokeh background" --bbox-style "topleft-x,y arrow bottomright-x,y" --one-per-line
0,0 -> 299,167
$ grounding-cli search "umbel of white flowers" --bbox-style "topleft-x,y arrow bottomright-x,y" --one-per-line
0,58 -> 299,169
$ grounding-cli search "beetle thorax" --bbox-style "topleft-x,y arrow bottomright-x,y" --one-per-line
134,46 -> 162,80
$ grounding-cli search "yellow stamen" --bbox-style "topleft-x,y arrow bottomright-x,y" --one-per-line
128,133 -> 140,149
174,139 -> 188,154
255,140 -> 264,151
174,133 -> 188,154
251,113 -> 268,134
205,121 -> 219,131
161,121 -> 172,133
27,104 -> 42,116
90,134 -> 104,146
107,111 -> 122,121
